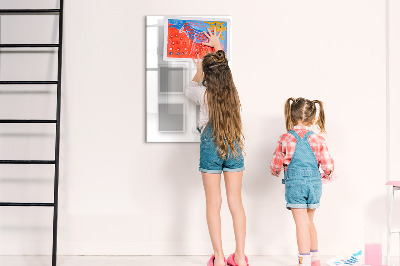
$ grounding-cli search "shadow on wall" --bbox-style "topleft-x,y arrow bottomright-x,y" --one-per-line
162,142 -> 203,252
243,114 -> 293,254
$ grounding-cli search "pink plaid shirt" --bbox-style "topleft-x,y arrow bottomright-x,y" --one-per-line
270,126 -> 334,179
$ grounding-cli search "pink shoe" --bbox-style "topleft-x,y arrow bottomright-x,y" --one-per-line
311,260 -> 321,266
207,254 -> 227,266
227,253 -> 249,266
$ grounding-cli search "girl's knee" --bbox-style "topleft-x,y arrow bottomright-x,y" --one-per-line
206,196 -> 222,208
227,195 -> 243,209
295,217 -> 310,228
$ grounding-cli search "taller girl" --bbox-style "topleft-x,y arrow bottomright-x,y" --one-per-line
270,98 -> 335,266
185,29 -> 248,266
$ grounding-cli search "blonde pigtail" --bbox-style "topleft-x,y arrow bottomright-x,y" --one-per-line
285,98 -> 295,131
313,100 -> 326,133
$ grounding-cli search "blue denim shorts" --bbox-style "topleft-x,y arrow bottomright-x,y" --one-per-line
285,178 -> 322,209
199,126 -> 244,174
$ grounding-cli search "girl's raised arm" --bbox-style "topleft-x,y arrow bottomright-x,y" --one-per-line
185,55 -> 206,104
192,54 -> 203,83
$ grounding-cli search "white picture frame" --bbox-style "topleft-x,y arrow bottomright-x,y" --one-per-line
163,16 -> 231,62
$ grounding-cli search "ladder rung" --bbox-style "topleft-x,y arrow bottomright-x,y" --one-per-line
0,44 -> 59,48
0,202 -> 54,207
0,9 -> 60,14
0,119 -> 56,123
391,229 -> 400,233
0,81 -> 58,84
0,160 -> 55,164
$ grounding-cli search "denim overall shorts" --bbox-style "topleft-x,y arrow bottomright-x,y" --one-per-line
283,130 -> 322,210
199,124 -> 245,174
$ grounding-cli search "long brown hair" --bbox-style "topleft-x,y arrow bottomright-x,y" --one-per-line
202,50 -> 244,158
284,97 -> 326,133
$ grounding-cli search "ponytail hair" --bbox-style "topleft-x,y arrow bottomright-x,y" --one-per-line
313,100 -> 326,133
284,97 -> 327,133
284,98 -> 295,131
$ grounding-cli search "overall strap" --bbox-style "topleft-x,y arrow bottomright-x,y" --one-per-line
303,130 -> 314,140
289,130 -> 314,141
288,130 -> 301,141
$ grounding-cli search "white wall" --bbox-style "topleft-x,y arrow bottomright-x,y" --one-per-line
388,0 -> 400,258
0,0 -> 390,257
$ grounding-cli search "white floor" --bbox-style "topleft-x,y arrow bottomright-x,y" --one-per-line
0,256 -> 337,266
0,256 -> 397,266
0,256 -> 315,266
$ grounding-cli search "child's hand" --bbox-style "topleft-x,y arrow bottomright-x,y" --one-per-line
193,54 -> 202,73
202,28 -> 223,51
321,173 -> 338,184
270,169 -> 278,177
192,54 -> 203,83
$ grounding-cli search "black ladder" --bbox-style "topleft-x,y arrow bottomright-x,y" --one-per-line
0,2 -> 63,266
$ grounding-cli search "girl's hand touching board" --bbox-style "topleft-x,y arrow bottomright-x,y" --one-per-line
202,28 -> 223,51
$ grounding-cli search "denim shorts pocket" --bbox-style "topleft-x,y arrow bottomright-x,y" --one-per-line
200,140 -> 214,155
285,181 -> 303,203
200,140 -> 219,169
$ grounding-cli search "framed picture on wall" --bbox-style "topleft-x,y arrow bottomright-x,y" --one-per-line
163,16 -> 231,62
146,16 -> 231,142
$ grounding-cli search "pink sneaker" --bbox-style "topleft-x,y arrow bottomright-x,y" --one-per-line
227,253 -> 249,266
311,260 -> 321,266
207,254 -> 227,266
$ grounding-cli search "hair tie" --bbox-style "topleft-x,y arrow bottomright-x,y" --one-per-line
209,62 -> 228,68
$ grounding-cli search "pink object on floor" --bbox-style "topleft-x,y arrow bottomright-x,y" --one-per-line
311,260 -> 321,266
321,173 -> 338,184
207,254 -> 227,266
365,243 -> 382,266
386,181 -> 400,187
227,253 -> 249,266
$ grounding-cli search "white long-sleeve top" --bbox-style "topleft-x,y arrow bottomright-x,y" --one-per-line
184,81 -> 209,132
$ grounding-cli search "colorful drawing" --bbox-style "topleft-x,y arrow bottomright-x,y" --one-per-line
163,17 -> 230,61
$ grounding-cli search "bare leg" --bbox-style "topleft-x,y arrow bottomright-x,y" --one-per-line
291,208 -> 311,254
307,209 -> 318,251
224,171 -> 247,266
202,172 -> 225,266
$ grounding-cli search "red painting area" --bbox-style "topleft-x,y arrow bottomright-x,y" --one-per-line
167,26 -> 215,59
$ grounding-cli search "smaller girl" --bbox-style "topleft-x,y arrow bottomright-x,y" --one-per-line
270,98 -> 335,266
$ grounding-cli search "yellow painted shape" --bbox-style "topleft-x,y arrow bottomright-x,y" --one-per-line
204,21 -> 227,40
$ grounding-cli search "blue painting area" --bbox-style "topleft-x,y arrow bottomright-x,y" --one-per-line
168,19 -> 228,49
